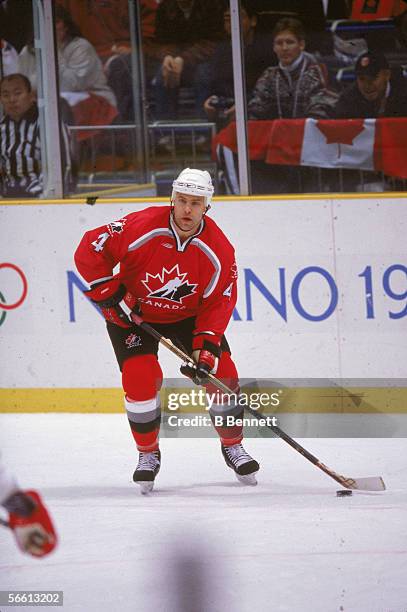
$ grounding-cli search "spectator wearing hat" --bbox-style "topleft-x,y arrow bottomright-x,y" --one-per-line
335,51 -> 407,118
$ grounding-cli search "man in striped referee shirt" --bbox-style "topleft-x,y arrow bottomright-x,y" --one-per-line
0,73 -> 42,198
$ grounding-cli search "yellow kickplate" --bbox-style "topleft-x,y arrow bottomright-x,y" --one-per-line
0,387 -> 406,414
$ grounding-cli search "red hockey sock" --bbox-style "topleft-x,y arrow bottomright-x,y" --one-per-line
122,355 -> 163,452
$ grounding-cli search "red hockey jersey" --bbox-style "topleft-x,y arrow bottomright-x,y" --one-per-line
74,206 -> 238,338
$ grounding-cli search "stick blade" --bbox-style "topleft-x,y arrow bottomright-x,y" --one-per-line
340,476 -> 386,491
319,462 -> 386,491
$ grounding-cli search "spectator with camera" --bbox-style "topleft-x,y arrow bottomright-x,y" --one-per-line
203,3 -> 276,129
335,51 -> 407,119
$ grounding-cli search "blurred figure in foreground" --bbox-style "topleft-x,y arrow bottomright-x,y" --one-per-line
0,458 -> 57,557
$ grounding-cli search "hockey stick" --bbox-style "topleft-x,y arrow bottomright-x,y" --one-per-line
130,314 -> 385,492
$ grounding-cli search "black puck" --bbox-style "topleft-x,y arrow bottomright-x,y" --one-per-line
336,489 -> 353,497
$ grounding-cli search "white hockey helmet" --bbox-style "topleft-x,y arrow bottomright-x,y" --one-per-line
171,168 -> 214,209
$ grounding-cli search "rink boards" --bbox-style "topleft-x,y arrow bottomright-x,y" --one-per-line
0,194 -> 406,414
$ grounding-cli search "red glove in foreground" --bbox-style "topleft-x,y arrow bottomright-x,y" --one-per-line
6,490 -> 57,558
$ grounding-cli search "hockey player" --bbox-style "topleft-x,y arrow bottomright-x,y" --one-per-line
0,460 -> 57,557
75,168 -> 259,493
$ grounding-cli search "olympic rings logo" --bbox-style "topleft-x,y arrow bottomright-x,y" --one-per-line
0,263 -> 28,326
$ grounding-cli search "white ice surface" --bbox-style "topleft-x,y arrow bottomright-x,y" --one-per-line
0,414 -> 406,612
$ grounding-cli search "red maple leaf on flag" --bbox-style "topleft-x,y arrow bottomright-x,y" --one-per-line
316,120 -> 365,145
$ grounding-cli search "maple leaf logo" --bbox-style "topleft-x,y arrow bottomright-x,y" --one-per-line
107,219 -> 126,236
142,265 -> 197,303
316,120 -> 365,158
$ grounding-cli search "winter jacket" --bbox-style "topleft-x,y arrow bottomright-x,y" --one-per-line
58,37 -> 117,107
335,75 -> 407,118
247,52 -> 329,119
19,37 -> 117,108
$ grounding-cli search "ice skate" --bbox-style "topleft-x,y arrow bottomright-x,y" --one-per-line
133,450 -> 161,494
221,443 -> 259,486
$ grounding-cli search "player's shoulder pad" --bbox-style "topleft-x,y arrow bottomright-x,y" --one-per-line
122,205 -> 170,230
201,214 -> 235,257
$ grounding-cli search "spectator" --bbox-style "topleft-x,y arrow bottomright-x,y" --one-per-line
335,51 -> 407,118
55,6 -> 118,140
105,0 -> 163,122
64,0 -> 162,68
18,6 -> 118,142
153,0 -> 225,120
56,0 -> 131,63
203,3 -> 276,129
0,73 -> 73,198
221,17 -> 334,195
247,18 -> 330,120
0,73 -> 42,197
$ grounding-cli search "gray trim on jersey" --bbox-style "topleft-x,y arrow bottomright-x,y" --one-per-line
194,330 -> 216,336
191,239 -> 221,298
128,228 -> 172,252
125,216 -> 221,298
90,275 -> 114,288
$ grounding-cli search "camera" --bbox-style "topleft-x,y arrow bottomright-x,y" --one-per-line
209,96 -> 235,110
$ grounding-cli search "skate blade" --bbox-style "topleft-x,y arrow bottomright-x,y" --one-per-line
235,471 -> 258,486
136,481 -> 154,495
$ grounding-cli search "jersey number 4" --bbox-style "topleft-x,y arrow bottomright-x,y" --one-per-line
92,232 -> 110,252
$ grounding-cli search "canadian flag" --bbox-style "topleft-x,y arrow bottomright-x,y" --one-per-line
267,119 -> 375,170
266,118 -> 407,178
213,119 -> 407,179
